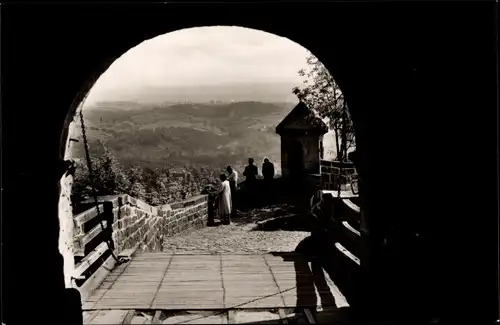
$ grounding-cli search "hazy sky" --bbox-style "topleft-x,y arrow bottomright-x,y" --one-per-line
86,26 -> 312,104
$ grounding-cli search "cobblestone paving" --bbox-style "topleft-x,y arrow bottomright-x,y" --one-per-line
163,204 -> 312,254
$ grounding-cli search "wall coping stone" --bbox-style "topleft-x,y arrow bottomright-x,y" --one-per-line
79,193 -> 208,217
170,195 -> 208,210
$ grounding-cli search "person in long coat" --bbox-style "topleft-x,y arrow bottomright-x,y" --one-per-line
243,158 -> 258,208
217,174 -> 232,225
262,158 -> 275,181
226,166 -> 238,218
262,158 -> 275,204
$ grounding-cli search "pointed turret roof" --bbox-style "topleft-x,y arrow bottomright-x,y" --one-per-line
276,101 -> 328,135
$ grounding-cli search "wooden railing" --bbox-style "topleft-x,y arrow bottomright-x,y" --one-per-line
73,203 -> 107,259
71,202 -> 124,302
336,196 -> 361,266
312,182 -> 362,267
70,196 -> 150,303
70,193 -> 211,302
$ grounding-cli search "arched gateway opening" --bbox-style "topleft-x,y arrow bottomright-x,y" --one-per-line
4,4 -> 495,325
60,25 -> 362,324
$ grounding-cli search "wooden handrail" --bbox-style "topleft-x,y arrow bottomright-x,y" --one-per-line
72,242 -> 108,281
74,203 -> 105,231
342,220 -> 361,237
341,198 -> 360,213
72,193 -> 211,285
335,242 -> 360,265
74,221 -> 108,257
72,199 -> 115,292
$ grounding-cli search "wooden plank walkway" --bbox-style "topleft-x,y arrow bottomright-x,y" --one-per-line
83,252 -> 349,311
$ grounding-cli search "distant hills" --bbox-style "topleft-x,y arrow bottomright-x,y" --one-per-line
70,100 -> 298,173
86,83 -> 302,105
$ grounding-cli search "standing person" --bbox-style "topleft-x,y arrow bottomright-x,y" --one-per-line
243,158 -> 258,207
216,174 -> 232,225
262,158 -> 275,181
262,158 -> 275,204
243,158 -> 258,182
227,166 -> 238,218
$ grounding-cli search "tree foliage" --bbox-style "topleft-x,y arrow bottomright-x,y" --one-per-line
71,145 -> 224,208
293,54 -> 356,161
72,148 -> 130,202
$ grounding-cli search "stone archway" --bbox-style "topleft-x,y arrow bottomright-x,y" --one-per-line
58,24 -> 357,294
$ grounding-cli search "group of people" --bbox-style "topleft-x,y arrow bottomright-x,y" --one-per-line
215,157 -> 275,225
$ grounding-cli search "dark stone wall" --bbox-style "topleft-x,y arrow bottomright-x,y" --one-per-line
320,160 -> 357,191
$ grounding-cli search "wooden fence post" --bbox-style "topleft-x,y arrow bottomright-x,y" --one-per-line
103,201 -> 115,251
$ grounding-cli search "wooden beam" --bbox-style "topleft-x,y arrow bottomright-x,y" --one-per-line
318,265 -> 350,308
334,242 -> 360,265
227,310 -> 236,324
77,252 -> 117,303
73,242 -> 108,280
322,190 -> 358,199
151,310 -> 162,324
74,204 -> 105,228
74,221 -> 108,256
121,310 -> 135,324
278,309 -> 289,324
82,310 -> 99,324
89,310 -> 131,324
341,198 -> 360,213
303,308 -> 317,324
342,221 -> 361,237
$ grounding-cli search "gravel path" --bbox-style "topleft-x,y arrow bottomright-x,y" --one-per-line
162,204 -> 313,254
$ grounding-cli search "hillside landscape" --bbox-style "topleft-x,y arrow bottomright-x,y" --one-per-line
71,100 -> 297,173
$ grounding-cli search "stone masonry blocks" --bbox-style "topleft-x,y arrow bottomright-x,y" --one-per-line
91,194 -> 209,255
